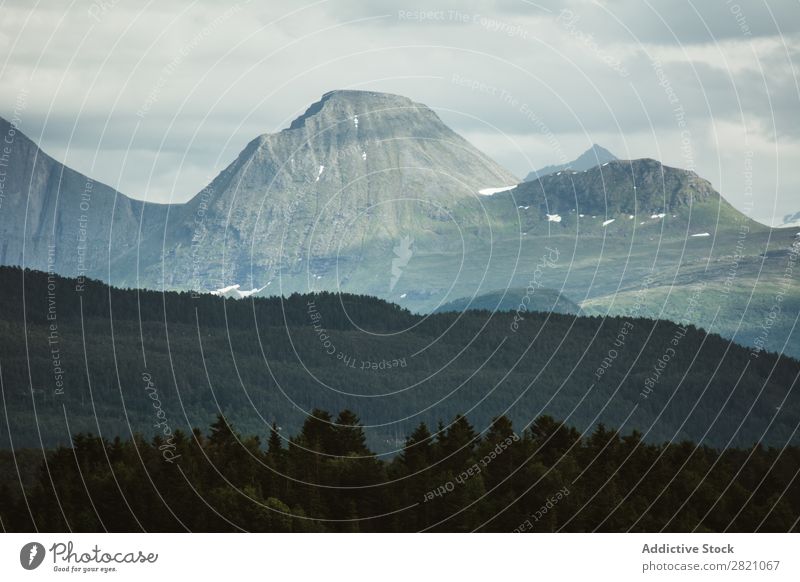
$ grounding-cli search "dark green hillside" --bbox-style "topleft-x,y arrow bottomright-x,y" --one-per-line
1,266 -> 797,454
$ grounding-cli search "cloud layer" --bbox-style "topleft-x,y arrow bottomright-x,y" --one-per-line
0,0 -> 797,224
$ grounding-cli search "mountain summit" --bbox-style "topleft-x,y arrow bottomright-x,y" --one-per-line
525,144 -> 618,181
147,89 -> 519,290
186,90 -> 517,214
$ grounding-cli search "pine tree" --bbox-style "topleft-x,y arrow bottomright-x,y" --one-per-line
268,422 -> 283,457
332,409 -> 368,456
401,422 -> 434,471
298,409 -> 335,454
208,414 -> 239,449
439,414 -> 478,471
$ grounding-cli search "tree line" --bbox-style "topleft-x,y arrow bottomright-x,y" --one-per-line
1,411 -> 797,532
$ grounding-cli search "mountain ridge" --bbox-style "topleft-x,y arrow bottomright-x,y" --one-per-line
511,157 -> 723,217
1,91 -> 798,359
0,115 -> 168,280
524,144 -> 618,181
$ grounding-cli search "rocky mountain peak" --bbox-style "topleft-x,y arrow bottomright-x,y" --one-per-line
195,90 -> 517,212
287,90 -> 424,131
525,144 -> 618,181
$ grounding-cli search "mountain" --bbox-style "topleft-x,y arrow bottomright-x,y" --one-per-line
524,144 -> 617,181
0,91 -> 519,294
126,89 -> 519,292
434,286 -> 581,315
486,159 -> 800,357
500,156 -> 755,239
0,116 -> 167,281
1,91 -> 799,358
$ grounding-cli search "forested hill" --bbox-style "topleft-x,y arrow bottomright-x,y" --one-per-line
0,266 -> 414,331
0,266 -> 798,452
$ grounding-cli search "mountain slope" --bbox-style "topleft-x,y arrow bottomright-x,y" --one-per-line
480,158 -> 800,356
0,116 -> 168,281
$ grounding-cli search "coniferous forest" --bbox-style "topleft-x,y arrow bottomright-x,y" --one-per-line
1,411 -> 799,532
0,266 -> 799,532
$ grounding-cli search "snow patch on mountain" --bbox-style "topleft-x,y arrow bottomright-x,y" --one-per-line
478,185 -> 517,196
211,284 -> 267,299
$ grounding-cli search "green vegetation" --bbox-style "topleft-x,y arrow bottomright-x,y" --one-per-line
1,266 -> 797,454
1,412 -> 797,532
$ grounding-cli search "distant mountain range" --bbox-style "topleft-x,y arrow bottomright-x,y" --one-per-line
1,90 -> 798,357
524,144 -> 618,181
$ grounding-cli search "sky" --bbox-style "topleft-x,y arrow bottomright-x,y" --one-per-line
1,0 -> 798,225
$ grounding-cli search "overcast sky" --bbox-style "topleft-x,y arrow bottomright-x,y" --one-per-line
1,0 -> 798,225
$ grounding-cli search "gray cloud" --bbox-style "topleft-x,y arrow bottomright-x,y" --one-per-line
0,0 -> 797,224
562,0 -> 800,45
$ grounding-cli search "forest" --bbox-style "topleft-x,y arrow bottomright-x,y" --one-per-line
0,266 -> 797,452
1,411 -> 797,532
1,267 -> 798,531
